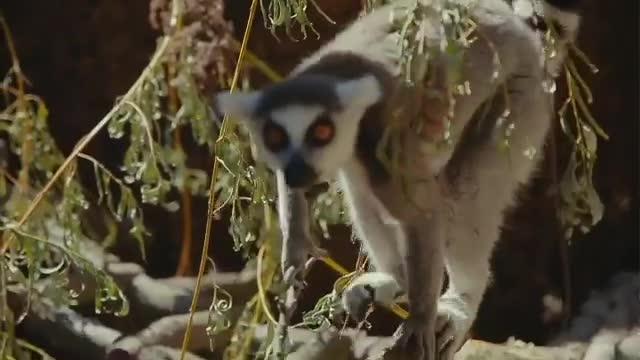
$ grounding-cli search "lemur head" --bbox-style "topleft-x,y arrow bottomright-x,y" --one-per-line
214,74 -> 382,188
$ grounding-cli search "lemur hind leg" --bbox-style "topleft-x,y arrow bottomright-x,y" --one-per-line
435,43 -> 553,360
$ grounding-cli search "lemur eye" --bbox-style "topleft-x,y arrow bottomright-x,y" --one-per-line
263,120 -> 289,152
306,115 -> 335,147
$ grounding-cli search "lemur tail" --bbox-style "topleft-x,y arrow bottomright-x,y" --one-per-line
513,0 -> 582,76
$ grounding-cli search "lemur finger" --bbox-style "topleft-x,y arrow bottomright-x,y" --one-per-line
435,310 -> 451,333
283,265 -> 307,289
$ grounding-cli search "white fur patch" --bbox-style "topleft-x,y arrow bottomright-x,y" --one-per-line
512,0 -> 535,18
347,272 -> 403,306
335,75 -> 383,109
269,104 -> 325,147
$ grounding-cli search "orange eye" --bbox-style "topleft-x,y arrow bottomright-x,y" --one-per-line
313,123 -> 334,142
263,121 -> 289,152
306,116 -> 334,147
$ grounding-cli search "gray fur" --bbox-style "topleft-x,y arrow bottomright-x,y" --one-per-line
214,0 -> 582,358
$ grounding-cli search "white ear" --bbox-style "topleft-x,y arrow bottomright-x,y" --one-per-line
335,75 -> 383,108
213,91 -> 261,120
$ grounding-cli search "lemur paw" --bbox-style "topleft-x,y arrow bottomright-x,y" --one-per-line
383,316 -> 437,360
435,297 -> 473,359
341,272 -> 403,323
281,236 -> 327,290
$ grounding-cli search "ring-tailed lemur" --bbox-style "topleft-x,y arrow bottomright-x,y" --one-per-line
214,0 -> 583,358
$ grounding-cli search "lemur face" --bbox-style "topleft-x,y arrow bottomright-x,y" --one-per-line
214,74 -> 382,188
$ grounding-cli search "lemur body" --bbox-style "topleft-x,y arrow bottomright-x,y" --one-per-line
215,0 -> 582,358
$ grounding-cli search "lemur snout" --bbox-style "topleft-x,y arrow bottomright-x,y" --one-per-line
284,154 -> 317,188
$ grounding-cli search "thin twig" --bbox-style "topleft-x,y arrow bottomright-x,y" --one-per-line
121,100 -> 161,167
178,0 -> 260,358
0,13 -> 31,190
164,3 -> 194,277
256,245 -> 279,326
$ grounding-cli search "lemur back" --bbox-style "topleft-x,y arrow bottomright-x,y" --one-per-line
214,1 -> 583,358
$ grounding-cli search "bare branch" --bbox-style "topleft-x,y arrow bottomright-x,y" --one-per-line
110,309 -> 244,355
15,299 -> 212,360
251,325 -> 590,360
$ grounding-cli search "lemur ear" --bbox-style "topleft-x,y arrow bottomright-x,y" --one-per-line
335,75 -> 383,109
212,91 -> 261,123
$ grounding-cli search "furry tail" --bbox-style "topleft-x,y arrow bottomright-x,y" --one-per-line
513,0 -> 582,76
